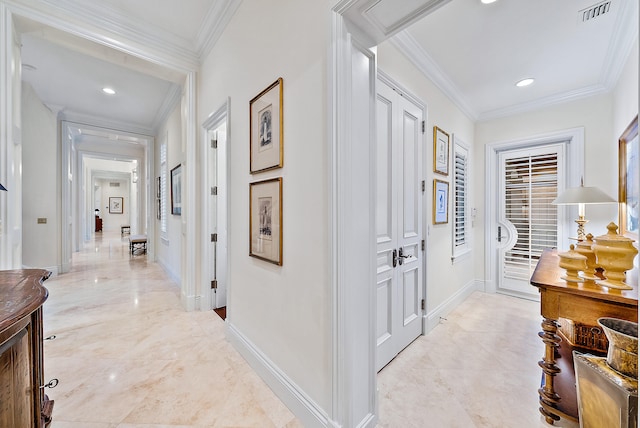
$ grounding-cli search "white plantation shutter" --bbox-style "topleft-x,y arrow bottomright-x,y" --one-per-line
160,142 -> 167,236
503,153 -> 558,281
452,140 -> 470,258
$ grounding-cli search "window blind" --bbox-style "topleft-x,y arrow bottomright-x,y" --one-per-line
160,142 -> 167,234
454,150 -> 467,248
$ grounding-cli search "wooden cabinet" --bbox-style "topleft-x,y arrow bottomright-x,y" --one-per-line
95,215 -> 103,232
0,269 -> 53,427
530,250 -> 637,425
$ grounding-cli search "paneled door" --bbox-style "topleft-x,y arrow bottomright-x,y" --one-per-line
208,122 -> 228,309
375,77 -> 424,371
497,145 -> 564,297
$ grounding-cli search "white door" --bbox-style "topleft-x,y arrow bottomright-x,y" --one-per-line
376,78 -> 424,371
497,145 -> 564,298
208,123 -> 228,309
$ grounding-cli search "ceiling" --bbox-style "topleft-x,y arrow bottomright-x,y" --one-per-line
14,0 -> 639,132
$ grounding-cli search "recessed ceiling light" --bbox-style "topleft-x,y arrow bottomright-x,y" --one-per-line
102,87 -> 116,95
515,78 -> 535,87
481,0 -> 497,4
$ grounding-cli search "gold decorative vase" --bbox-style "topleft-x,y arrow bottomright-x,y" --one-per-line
592,222 -> 638,290
597,317 -> 638,378
575,233 -> 599,281
558,244 -> 587,283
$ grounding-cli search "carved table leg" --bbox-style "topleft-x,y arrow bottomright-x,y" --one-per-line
538,317 -> 561,424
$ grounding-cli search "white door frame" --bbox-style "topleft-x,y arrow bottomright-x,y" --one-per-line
201,99 -> 231,312
484,127 -> 584,294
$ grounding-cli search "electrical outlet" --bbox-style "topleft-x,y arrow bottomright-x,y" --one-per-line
37,218 -> 47,224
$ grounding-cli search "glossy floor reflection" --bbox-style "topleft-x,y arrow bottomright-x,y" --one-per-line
43,232 -> 578,427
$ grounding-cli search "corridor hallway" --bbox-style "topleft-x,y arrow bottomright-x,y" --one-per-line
43,231 -> 301,427
41,232 -> 578,427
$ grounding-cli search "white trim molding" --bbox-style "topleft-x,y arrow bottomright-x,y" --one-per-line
425,279 -> 480,333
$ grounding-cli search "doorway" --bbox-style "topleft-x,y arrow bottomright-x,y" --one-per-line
485,128 -> 584,298
375,74 -> 425,371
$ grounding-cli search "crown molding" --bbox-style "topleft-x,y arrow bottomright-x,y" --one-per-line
5,0 -> 199,72
390,30 -> 477,121
477,84 -> 610,122
58,109 -> 155,137
195,0 -> 243,61
600,0 -> 639,90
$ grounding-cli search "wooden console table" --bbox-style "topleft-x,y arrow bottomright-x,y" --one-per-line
530,249 -> 638,425
0,269 -> 54,427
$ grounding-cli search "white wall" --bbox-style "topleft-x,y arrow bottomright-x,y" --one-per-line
155,103 -> 182,283
96,178 -> 129,231
21,82 -> 59,272
613,39 -> 638,139
198,0 -> 331,416
377,41 -> 477,319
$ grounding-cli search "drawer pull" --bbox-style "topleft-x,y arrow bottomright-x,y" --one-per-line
40,378 -> 59,389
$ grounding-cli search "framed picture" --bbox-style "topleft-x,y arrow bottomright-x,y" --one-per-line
250,177 -> 283,265
434,126 -> 450,176
619,115 -> 638,239
433,179 -> 449,224
171,164 -> 182,215
250,78 -> 283,173
109,197 -> 123,214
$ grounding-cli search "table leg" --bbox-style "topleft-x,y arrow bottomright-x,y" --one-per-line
538,317 -> 561,424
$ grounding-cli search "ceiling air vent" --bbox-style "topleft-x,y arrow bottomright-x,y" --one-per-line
579,1 -> 612,22
109,182 -> 120,187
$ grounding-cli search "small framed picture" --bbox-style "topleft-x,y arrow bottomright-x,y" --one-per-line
250,78 -> 283,173
434,126 -> 450,176
171,164 -> 182,215
433,179 -> 449,224
250,178 -> 283,265
109,197 -> 123,214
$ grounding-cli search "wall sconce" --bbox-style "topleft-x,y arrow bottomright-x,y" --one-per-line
552,178 -> 616,241
132,168 -> 138,184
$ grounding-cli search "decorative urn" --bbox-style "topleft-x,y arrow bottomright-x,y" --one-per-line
597,317 -> 638,378
557,244 -> 587,283
592,222 -> 638,290
575,233 -> 599,281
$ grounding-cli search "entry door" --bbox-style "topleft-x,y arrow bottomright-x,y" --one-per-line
208,123 -> 227,309
375,78 -> 424,371
497,145 -> 564,297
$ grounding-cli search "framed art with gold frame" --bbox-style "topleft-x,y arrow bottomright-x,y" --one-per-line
250,78 -> 283,174
250,177 -> 283,265
618,115 -> 638,239
434,126 -> 449,175
433,179 -> 448,224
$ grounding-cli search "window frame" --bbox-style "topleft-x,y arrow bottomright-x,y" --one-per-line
452,136 -> 471,261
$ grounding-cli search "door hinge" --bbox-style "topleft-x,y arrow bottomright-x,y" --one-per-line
421,121 -> 425,134
211,186 -> 218,196
421,239 -> 425,251
421,180 -> 425,193
211,233 -> 218,242
421,299 -> 425,310
211,139 -> 218,149
211,280 -> 218,289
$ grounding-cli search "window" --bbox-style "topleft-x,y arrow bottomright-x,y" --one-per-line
160,139 -> 168,237
452,138 -> 470,260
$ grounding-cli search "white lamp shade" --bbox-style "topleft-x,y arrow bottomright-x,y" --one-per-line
552,185 -> 616,205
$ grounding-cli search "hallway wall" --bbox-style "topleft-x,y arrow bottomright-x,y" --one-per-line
21,82 -> 59,272
198,0 -> 331,418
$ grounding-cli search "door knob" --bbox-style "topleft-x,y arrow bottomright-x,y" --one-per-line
392,249 -> 398,267
398,247 -> 410,265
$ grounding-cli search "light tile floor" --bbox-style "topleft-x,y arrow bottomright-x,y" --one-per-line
43,232 -> 578,427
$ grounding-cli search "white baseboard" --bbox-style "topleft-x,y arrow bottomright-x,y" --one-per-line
225,321 -> 335,428
424,279 -> 482,333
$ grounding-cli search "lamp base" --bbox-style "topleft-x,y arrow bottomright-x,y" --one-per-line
575,217 -> 588,242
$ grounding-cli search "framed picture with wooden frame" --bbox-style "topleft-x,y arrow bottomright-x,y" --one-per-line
250,78 -> 283,174
249,177 -> 283,265
109,197 -> 123,214
434,126 -> 450,176
433,179 -> 448,224
618,115 -> 638,239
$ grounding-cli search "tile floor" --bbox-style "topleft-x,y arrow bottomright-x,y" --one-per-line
43,232 -> 578,427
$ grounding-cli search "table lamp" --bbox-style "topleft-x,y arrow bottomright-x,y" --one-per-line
552,178 -> 616,241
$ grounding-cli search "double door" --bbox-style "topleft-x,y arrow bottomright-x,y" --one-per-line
375,77 -> 424,371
